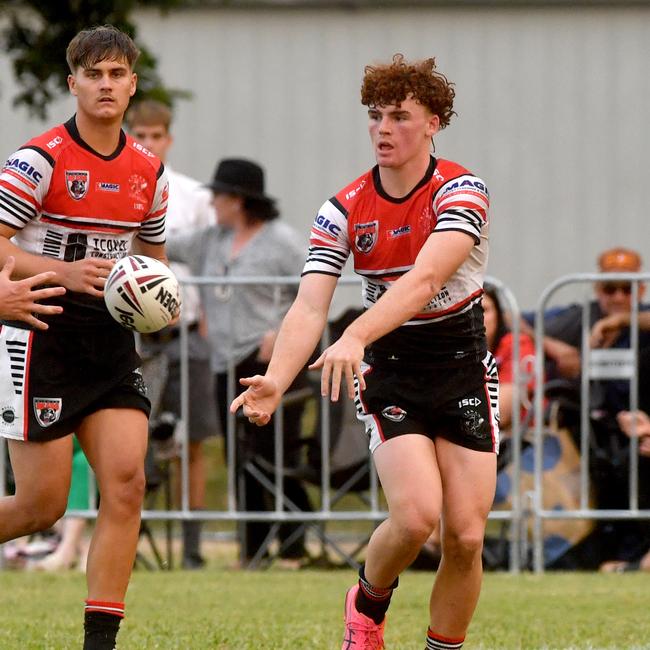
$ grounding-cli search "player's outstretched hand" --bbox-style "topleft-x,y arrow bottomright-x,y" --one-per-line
0,256 -> 66,330
309,332 -> 366,402
61,257 -> 115,297
229,375 -> 281,426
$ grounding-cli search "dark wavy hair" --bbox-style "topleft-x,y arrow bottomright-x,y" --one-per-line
242,196 -> 279,223
66,24 -> 140,73
361,53 -> 456,129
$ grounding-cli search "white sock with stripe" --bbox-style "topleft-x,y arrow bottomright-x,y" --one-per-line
426,628 -> 464,649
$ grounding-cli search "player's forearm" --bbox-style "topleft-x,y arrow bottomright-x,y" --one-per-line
131,239 -> 169,265
266,299 -> 328,394
0,237 -> 68,284
345,267 -> 439,346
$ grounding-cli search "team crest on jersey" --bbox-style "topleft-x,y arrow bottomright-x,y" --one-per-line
66,170 -> 89,200
354,220 -> 378,254
33,398 -> 62,428
129,174 -> 148,202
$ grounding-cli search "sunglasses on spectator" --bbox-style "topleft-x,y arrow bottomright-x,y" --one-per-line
600,282 -> 632,296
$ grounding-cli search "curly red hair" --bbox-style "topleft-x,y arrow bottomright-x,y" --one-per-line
361,53 -> 456,129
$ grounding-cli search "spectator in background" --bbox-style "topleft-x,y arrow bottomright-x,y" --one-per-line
599,408 -> 650,572
483,282 -> 535,431
532,247 -> 650,385
534,247 -> 650,567
126,100 -> 219,570
167,158 -> 311,565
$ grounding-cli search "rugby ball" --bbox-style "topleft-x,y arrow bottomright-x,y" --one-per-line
104,255 -> 180,333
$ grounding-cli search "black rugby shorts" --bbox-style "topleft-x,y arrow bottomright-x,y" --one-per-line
0,323 -> 150,443
354,352 -> 499,453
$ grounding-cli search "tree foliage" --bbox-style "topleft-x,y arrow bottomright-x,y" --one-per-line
0,0 -> 187,119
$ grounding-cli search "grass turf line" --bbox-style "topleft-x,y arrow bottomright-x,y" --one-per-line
0,570 -> 649,649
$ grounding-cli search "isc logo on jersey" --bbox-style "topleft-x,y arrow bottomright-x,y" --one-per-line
46,136 -> 63,150
345,178 -> 367,201
131,141 -> 155,158
4,157 -> 43,184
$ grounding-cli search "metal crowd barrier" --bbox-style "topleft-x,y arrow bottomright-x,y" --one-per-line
1,275 -> 526,572
532,271 -> 650,573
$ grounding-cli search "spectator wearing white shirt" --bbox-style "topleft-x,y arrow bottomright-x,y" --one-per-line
126,100 -> 218,569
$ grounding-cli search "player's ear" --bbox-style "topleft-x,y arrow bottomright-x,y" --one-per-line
129,73 -> 137,97
426,114 -> 440,138
68,74 -> 77,96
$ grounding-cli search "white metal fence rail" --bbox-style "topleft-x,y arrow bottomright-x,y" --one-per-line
532,271 -> 650,572
0,274 -> 548,573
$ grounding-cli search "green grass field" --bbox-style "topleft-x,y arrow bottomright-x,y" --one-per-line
1,569 -> 649,649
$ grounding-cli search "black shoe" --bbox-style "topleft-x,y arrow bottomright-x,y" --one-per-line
182,553 -> 206,570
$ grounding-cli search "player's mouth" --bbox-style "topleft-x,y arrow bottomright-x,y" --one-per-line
98,96 -> 115,104
377,141 -> 394,152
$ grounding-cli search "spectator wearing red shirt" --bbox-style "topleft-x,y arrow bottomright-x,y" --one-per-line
483,283 -> 535,430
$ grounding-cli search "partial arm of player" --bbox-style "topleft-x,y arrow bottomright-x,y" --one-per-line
0,256 -> 65,329
0,224 -> 113,298
311,230 -> 475,401
130,238 -> 170,266
230,272 -> 338,426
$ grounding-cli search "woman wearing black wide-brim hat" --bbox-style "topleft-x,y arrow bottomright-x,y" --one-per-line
173,156 -> 312,565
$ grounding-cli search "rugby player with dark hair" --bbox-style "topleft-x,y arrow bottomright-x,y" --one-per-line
0,25 -> 172,649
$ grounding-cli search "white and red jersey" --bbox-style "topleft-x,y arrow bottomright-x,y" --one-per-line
0,116 -> 168,328
303,156 -> 490,365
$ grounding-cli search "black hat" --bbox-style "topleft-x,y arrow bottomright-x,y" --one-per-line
206,158 -> 274,202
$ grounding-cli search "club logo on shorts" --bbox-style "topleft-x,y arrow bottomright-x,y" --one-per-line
65,170 -> 89,200
1,406 -> 16,426
461,409 -> 485,438
381,405 -> 407,422
130,369 -> 148,397
354,221 -> 378,254
33,398 -> 62,428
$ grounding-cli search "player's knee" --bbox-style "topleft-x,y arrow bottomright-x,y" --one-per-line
104,467 -> 146,514
442,527 -> 484,568
394,508 -> 439,547
20,497 -> 67,534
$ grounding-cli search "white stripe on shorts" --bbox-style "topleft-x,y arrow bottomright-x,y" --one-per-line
354,361 -> 386,453
482,350 -> 500,453
0,325 -> 32,441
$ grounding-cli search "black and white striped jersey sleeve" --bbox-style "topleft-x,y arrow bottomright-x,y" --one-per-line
138,164 -> 168,244
0,147 -> 53,231
432,175 -> 489,244
301,198 -> 350,277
